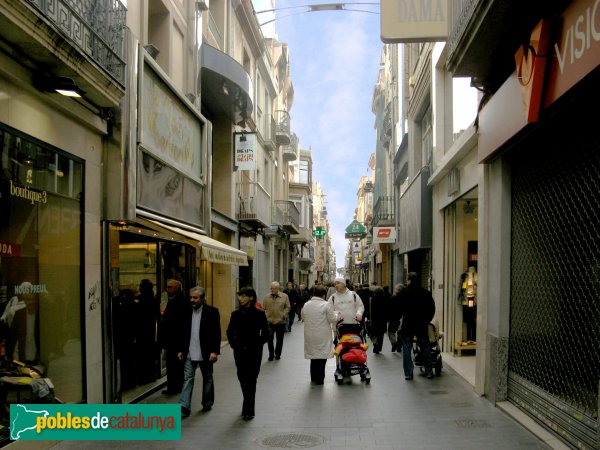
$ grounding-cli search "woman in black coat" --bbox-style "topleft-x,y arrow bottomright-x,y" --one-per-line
226,286 -> 269,421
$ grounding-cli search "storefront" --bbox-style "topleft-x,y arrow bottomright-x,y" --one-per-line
443,192 -> 478,357
476,1 -> 600,446
106,219 -> 247,403
0,125 -> 86,405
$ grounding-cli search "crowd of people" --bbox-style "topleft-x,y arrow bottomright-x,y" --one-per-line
160,273 -> 436,421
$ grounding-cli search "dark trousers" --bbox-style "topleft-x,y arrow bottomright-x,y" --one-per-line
165,347 -> 184,392
463,305 -> 477,341
267,323 -> 286,358
234,349 -> 263,416
287,309 -> 296,331
310,359 -> 327,383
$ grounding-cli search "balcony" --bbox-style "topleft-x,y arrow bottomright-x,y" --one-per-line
26,0 -> 126,86
236,182 -> 271,229
290,226 -> 311,245
273,200 -> 299,235
201,44 -> 253,125
275,110 -> 291,145
0,0 -> 126,106
282,133 -> 298,162
372,196 -> 394,227
446,0 -> 566,93
263,116 -> 277,152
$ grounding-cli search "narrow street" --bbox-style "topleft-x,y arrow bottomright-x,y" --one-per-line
49,322 -> 550,450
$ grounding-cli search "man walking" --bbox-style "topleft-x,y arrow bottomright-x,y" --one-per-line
160,279 -> 187,395
398,272 -> 435,380
263,282 -> 290,360
328,277 -> 364,324
283,281 -> 300,332
178,286 -> 221,417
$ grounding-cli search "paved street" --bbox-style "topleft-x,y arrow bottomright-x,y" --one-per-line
48,321 -> 551,450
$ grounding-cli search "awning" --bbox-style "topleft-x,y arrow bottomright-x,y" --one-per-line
146,219 -> 248,266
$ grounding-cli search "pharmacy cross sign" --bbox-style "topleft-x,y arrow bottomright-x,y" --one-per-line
312,227 -> 327,238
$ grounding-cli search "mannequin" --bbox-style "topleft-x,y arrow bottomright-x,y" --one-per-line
461,266 -> 477,343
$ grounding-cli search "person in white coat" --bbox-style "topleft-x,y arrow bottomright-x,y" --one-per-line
301,284 -> 343,384
327,277 -> 364,324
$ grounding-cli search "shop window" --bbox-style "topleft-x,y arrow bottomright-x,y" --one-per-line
0,125 -> 84,404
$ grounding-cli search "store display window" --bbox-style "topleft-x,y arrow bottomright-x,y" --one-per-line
0,125 -> 83,403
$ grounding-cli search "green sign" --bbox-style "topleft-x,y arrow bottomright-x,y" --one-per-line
344,220 -> 366,239
312,227 -> 327,237
345,220 -> 366,234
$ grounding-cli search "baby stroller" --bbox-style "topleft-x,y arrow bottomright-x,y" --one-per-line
413,320 -> 443,376
333,323 -> 371,385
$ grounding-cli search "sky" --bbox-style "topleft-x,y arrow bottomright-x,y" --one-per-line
253,0 -> 383,271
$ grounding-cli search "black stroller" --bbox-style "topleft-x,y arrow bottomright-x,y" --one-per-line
413,321 -> 443,376
333,323 -> 371,385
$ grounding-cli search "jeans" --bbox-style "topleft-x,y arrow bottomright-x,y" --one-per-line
288,308 -> 296,331
402,334 -> 432,377
267,323 -> 286,358
179,358 -> 214,411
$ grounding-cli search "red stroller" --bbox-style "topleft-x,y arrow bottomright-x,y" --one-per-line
333,323 -> 371,385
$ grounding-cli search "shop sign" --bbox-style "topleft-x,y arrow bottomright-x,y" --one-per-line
234,133 -> 256,171
373,227 -> 396,243
314,264 -> 324,272
344,220 -> 366,239
544,0 -> 600,107
9,180 -> 47,205
380,0 -> 448,43
0,241 -> 20,257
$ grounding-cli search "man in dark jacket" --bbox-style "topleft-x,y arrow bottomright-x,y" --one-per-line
177,286 -> 221,417
160,279 -> 188,394
283,282 -> 300,332
398,272 -> 435,380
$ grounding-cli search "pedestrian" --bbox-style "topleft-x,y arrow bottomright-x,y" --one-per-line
283,281 -> 300,332
262,281 -> 290,360
398,272 -> 435,380
136,279 -> 160,383
160,279 -> 187,395
328,277 -> 364,325
301,284 -> 343,384
178,286 -> 221,417
297,283 -> 309,321
387,283 -> 404,352
227,287 -> 270,421
368,287 -> 389,354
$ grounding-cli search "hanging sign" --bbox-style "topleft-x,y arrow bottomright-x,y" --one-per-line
234,133 -> 256,171
373,227 -> 396,243
344,220 -> 366,239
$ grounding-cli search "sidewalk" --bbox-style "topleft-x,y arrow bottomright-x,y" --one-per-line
48,321 -> 552,450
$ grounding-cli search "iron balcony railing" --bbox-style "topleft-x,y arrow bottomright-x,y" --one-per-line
237,182 -> 271,227
273,200 -> 299,234
372,195 -> 394,227
26,0 -> 127,86
282,133 -> 298,162
447,0 -> 479,63
275,110 -> 291,145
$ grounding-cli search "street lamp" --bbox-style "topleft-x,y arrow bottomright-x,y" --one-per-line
255,2 -> 379,26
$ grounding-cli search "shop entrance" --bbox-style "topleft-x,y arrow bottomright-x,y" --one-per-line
443,190 -> 478,359
111,228 -> 195,403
